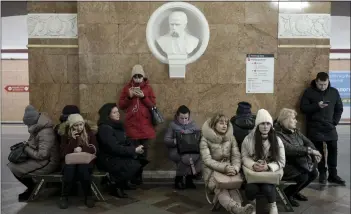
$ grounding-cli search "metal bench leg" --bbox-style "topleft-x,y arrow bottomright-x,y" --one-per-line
28,178 -> 46,202
91,181 -> 105,202
275,185 -> 294,212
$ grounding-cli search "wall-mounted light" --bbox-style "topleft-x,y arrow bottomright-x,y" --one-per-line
271,1 -> 310,10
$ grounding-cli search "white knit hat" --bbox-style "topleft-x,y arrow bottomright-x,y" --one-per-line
255,109 -> 273,127
67,114 -> 85,127
131,64 -> 145,78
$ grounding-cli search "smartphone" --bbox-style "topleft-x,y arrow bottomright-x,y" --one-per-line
323,101 -> 330,104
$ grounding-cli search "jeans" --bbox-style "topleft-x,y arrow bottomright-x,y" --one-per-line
245,183 -> 276,203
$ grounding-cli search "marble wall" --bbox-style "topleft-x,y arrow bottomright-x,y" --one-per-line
28,2 -> 331,170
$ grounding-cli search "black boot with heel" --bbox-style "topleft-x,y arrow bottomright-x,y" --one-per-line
58,182 -> 71,209
174,176 -> 185,189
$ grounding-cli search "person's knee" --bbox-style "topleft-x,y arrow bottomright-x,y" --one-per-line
245,184 -> 259,199
77,164 -> 92,180
297,173 -> 309,184
261,184 -> 275,195
310,168 -> 319,181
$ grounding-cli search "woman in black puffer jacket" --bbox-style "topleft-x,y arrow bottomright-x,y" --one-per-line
96,103 -> 143,198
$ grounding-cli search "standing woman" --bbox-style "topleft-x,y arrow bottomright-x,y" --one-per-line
118,64 -> 156,185
241,109 -> 286,214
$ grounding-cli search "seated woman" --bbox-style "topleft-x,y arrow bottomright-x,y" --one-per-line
241,109 -> 285,214
274,108 -> 321,207
96,103 -> 143,198
54,105 -> 81,144
58,114 -> 97,209
164,105 -> 202,189
8,105 -> 60,201
200,113 -> 254,214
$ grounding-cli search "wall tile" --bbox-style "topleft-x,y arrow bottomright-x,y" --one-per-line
79,54 -> 139,84
78,24 -> 119,54
118,24 -> 149,54
245,2 -> 278,24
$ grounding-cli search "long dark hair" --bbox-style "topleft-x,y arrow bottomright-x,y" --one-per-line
254,127 -> 280,162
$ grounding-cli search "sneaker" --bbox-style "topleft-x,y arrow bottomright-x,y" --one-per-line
328,175 -> 346,186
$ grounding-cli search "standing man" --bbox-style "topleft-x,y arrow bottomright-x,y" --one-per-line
300,72 -> 345,185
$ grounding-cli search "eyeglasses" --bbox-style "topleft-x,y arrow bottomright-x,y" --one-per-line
133,74 -> 143,79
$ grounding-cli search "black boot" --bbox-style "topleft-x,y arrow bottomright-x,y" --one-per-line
287,196 -> 300,207
81,180 -> 95,208
109,183 -> 128,198
58,182 -> 71,209
174,176 -> 185,189
17,177 -> 35,202
122,180 -> 137,190
328,168 -> 346,186
131,168 -> 143,185
185,175 -> 196,189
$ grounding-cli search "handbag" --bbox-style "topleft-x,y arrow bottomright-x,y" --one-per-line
242,165 -> 284,185
175,131 -> 201,154
65,144 -> 97,165
8,141 -> 28,164
213,171 -> 243,189
150,106 -> 164,125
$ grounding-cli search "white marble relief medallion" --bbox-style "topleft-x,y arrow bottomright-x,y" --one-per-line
28,13 -> 78,39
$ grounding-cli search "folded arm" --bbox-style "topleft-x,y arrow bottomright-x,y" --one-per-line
98,125 -> 136,157
300,90 -> 320,114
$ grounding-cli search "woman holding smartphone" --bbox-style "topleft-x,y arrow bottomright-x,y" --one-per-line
118,64 -> 156,185
58,114 -> 97,209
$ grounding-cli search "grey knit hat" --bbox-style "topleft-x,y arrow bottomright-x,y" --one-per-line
23,105 -> 40,126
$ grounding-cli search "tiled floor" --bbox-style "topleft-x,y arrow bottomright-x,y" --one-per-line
1,125 -> 350,214
1,181 -> 350,214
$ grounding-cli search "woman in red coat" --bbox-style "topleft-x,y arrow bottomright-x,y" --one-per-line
118,64 -> 156,184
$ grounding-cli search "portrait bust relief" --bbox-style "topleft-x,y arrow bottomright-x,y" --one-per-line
156,11 -> 199,56
146,2 -> 210,78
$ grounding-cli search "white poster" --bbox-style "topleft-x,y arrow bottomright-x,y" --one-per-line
246,54 -> 275,94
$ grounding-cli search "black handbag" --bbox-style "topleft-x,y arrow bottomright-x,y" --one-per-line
175,131 -> 201,155
8,142 -> 28,164
150,106 -> 164,126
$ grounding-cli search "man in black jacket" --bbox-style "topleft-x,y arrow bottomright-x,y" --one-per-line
300,72 -> 345,185
230,101 -> 256,151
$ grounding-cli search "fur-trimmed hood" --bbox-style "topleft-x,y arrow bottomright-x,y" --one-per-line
57,120 -> 97,136
201,119 -> 234,144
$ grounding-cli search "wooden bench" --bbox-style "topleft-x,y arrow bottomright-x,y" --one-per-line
26,171 -> 108,202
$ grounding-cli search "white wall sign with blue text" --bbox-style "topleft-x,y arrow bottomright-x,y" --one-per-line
330,70 -> 350,123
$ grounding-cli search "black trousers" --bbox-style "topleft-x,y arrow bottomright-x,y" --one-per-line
130,139 -> 149,181
62,164 -> 93,197
284,168 -> 318,197
313,140 -> 338,175
245,183 -> 276,203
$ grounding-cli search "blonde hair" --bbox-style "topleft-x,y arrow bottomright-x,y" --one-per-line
209,113 -> 229,130
277,108 -> 297,127
67,124 -> 89,146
